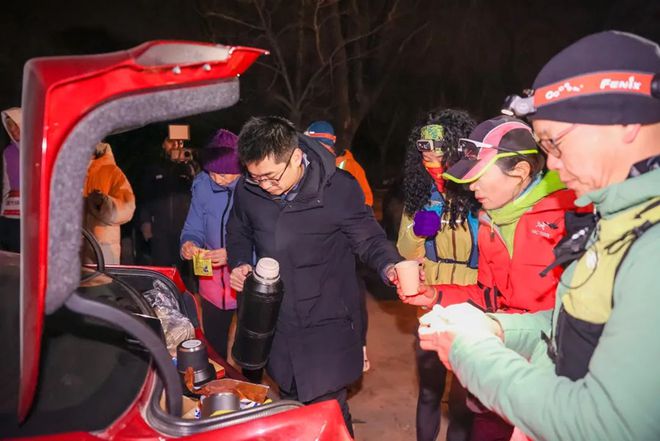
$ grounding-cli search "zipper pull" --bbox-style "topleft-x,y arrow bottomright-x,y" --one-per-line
541,331 -> 558,362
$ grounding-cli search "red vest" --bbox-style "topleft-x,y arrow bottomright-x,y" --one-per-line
439,189 -> 586,313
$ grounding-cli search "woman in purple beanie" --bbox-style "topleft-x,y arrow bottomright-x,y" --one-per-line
179,129 -> 242,359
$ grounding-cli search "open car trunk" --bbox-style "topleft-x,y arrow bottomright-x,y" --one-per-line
8,39 -> 353,441
18,40 -> 265,421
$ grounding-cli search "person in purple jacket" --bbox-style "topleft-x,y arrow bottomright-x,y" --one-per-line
1,107 -> 21,252
179,129 -> 242,359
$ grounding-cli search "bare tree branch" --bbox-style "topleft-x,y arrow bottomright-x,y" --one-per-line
298,6 -> 401,107
270,92 -> 295,111
193,0 -> 217,42
254,60 -> 284,76
252,0 -> 296,108
395,20 -> 428,55
199,0 -> 430,141
313,0 -> 325,64
295,0 -> 305,99
380,105 -> 401,163
203,11 -> 265,31
275,23 -> 302,39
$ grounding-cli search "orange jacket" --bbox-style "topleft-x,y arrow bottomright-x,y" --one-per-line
336,150 -> 373,206
83,145 -> 135,263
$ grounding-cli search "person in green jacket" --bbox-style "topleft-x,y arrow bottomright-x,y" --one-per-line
405,31 -> 660,441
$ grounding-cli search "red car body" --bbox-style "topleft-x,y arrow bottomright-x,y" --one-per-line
6,40 -> 353,440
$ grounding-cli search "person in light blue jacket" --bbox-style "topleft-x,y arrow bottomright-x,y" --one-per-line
180,129 -> 241,359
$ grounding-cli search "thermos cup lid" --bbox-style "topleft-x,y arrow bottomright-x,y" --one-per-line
176,338 -> 214,375
200,392 -> 241,418
180,339 -> 203,350
254,257 -> 280,283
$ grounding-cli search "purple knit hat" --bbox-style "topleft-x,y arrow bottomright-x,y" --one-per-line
203,129 -> 241,174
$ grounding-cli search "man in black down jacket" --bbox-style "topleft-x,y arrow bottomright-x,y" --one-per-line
227,116 -> 402,435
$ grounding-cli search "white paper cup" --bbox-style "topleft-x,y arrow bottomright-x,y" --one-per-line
395,260 -> 420,296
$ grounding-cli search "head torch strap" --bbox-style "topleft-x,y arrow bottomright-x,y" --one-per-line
420,124 -> 445,140
536,71 -> 656,106
503,71 -> 660,117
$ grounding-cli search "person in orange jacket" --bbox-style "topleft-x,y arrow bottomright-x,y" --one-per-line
83,142 -> 136,264
305,120 -> 374,206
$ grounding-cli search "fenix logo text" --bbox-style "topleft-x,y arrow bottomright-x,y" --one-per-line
600,76 -> 641,91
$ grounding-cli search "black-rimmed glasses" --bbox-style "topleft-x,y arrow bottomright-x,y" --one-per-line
244,149 -> 295,186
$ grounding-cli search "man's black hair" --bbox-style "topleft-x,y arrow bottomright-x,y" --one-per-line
238,116 -> 298,164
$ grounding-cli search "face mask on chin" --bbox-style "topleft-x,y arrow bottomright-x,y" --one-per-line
423,159 -> 445,193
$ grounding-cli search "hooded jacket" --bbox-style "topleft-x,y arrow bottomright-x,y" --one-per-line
180,172 -> 237,310
447,167 -> 660,441
1,108 -> 21,219
83,144 -> 136,264
436,171 -> 580,313
226,134 -> 401,402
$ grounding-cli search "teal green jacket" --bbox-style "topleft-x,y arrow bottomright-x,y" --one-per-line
448,168 -> 660,441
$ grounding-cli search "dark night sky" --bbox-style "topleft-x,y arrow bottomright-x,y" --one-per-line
1,0 -> 659,186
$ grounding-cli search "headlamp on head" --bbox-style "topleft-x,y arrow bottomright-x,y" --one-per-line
502,72 -> 660,119
501,89 -> 536,118
416,139 -> 443,152
417,124 -> 445,152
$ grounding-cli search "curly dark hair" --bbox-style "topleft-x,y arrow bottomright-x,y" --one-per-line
403,108 -> 479,229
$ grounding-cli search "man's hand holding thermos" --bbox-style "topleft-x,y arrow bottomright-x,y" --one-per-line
230,264 -> 253,292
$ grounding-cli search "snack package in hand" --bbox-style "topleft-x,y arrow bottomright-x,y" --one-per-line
193,252 -> 213,276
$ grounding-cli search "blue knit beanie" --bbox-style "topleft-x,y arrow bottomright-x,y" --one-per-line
305,120 -> 337,149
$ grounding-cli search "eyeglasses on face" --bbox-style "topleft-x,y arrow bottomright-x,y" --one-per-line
244,148 -> 296,186
535,124 -> 578,158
